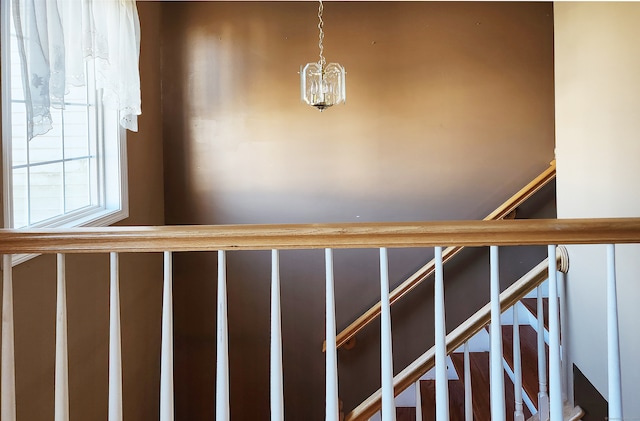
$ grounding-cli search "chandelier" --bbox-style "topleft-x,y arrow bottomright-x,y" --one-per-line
300,0 -> 346,111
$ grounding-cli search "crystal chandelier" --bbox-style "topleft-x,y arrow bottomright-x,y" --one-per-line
300,0 -> 346,111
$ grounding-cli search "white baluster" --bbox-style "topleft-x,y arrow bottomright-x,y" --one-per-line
1,255 -> 16,421
606,244 -> 623,420
325,249 -> 339,421
55,254 -> 69,421
537,285 -> 549,421
271,250 -> 284,421
489,246 -> 505,421
415,379 -> 422,421
558,270 -> 569,403
160,251 -> 174,421
434,246 -> 449,421
379,248 -> 396,421
547,245 -> 562,420
109,253 -> 123,421
464,342 -> 473,421
216,251 -> 230,420
513,305 -> 524,421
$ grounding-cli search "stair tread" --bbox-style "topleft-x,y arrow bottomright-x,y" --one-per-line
450,352 -> 490,421
396,406 -> 416,421
448,379 -> 466,421
418,378 -> 466,420
419,379 -> 436,419
521,298 -> 549,330
449,351 -> 532,421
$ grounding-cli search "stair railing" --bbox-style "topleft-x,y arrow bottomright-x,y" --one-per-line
324,160 -> 557,352
1,217 -> 639,421
345,247 -> 568,421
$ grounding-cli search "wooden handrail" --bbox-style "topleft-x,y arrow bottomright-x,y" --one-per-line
344,248 -> 568,421
325,161 -> 557,351
1,218 -> 640,254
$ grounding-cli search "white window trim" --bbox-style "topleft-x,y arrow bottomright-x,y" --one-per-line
1,0 -> 129,267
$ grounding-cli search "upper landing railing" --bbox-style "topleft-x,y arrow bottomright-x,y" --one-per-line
1,217 -> 639,421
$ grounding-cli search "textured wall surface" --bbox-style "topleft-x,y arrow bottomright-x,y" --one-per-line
160,2 -> 555,419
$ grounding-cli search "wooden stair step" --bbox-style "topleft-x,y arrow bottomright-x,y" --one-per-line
419,379 -> 436,420
418,378 -> 466,420
450,351 -> 532,421
521,298 -> 550,331
396,406 -> 416,421
450,352 -> 490,421
448,379 -> 466,421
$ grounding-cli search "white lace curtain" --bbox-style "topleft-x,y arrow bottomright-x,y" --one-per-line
11,0 -> 141,140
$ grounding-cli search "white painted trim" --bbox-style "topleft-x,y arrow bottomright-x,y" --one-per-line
464,342 -> 473,421
1,254 -> 16,421
434,246 -> 449,421
216,250 -> 230,420
1,0 -> 14,231
160,252 -> 174,421
547,245 -> 563,420
558,271 -> 569,403
489,246 -> 506,421
108,252 -> 123,421
54,254 -> 69,421
325,249 -> 339,421
512,306 -> 525,421
606,244 -> 623,421
270,250 -> 284,421
415,380 -> 422,421
536,284 -> 549,421
379,248 -> 396,421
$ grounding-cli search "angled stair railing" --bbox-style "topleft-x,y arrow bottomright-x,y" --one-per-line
325,161 -> 557,352
344,248 -> 568,421
1,217 -> 639,420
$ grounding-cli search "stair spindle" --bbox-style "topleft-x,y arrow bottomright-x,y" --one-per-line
379,248 -> 396,421
325,249 -> 339,421
415,379 -> 422,421
434,246 -> 449,421
463,342 -> 472,421
558,270 -> 569,403
606,244 -> 623,420
489,246 -> 506,421
109,253 -> 123,421
547,245 -> 563,420
271,250 -> 284,421
513,305 -> 524,421
160,251 -> 174,421
55,254 -> 70,421
536,285 -> 549,420
216,250 -> 230,420
1,255 -> 16,421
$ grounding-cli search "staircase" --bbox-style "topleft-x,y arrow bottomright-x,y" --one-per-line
386,288 -> 584,421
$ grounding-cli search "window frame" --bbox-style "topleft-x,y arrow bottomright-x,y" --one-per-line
1,0 -> 129,266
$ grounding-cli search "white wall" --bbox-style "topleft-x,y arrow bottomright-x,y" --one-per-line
555,2 -> 640,418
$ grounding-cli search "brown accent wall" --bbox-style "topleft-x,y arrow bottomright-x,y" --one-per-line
161,2 -> 555,419
0,3 -> 165,420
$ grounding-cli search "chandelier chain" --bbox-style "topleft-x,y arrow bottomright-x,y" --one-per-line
318,0 -> 325,69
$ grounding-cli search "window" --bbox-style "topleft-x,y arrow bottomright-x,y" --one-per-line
1,0 -> 128,264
